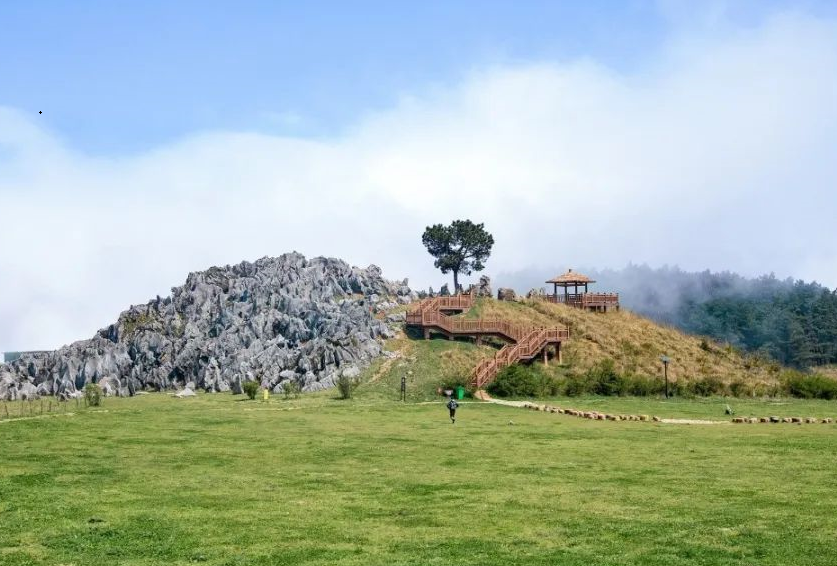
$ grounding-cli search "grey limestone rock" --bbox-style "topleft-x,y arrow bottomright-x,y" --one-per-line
0,252 -> 411,398
477,275 -> 492,298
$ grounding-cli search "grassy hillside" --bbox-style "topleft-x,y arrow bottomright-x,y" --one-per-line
470,298 -> 781,387
362,297 -> 795,403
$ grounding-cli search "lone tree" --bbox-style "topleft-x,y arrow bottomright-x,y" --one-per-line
422,220 -> 494,292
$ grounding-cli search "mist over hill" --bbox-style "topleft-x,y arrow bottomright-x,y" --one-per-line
496,264 -> 837,368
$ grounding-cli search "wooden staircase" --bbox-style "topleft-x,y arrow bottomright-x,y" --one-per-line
405,290 -> 569,389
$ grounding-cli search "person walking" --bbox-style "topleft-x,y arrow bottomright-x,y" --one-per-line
446,395 -> 459,424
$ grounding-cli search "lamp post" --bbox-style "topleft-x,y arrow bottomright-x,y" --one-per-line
660,355 -> 671,398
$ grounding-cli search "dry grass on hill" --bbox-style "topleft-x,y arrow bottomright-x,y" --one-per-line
468,298 -> 780,386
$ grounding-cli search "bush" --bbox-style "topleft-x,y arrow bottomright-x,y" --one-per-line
562,372 -> 593,397
729,379 -> 752,397
487,364 -> 557,398
336,375 -> 357,400
626,374 -> 665,396
282,380 -> 302,399
587,359 -> 628,396
83,383 -> 102,407
687,376 -> 727,397
781,371 -> 837,400
242,380 -> 260,400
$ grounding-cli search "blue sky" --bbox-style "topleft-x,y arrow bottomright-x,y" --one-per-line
2,1 -> 837,351
4,0 -> 832,154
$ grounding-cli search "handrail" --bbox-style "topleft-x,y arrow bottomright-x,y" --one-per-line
405,291 -> 568,388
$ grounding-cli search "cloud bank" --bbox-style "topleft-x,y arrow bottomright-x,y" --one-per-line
1,10 -> 836,352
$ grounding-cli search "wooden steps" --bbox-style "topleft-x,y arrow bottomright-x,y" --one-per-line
405,291 -> 569,388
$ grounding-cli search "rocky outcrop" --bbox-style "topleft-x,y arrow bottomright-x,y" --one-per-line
0,252 -> 414,399
497,288 -> 516,301
476,276 -> 492,298
526,287 -> 545,299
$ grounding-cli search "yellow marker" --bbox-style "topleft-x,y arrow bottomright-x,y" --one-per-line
263,389 -> 269,401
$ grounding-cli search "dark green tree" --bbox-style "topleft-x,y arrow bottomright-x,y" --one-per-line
422,220 -> 494,292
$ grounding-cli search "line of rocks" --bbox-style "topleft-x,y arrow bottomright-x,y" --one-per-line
732,416 -> 834,424
519,402 -> 835,425
521,402 -> 662,422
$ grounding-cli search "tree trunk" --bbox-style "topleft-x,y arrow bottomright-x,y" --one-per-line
453,271 -> 460,294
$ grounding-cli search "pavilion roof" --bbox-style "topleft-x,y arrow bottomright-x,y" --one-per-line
546,269 -> 595,286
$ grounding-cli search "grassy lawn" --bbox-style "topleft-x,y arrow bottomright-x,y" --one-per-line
2,392 -> 837,565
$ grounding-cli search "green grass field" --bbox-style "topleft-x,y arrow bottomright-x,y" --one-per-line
2,391 -> 837,566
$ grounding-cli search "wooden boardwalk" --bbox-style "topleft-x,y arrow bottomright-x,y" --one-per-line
543,292 -> 620,311
405,291 -> 569,389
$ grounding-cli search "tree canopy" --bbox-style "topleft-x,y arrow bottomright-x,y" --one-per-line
422,220 -> 494,292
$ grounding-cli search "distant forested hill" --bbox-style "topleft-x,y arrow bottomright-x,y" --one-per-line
497,265 -> 837,369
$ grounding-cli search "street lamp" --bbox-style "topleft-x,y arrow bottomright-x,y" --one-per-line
660,355 -> 671,398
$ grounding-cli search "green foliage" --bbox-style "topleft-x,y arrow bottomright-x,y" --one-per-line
780,370 -> 837,400
422,219 -> 494,291
672,274 -> 837,369
282,380 -> 302,400
588,359 -> 628,396
83,383 -> 103,407
241,380 -> 260,400
336,375 -> 357,400
729,379 -> 753,397
687,375 -> 727,397
487,364 -> 559,398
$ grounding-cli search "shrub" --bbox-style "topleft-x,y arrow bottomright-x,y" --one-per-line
487,364 -> 556,398
337,375 -> 357,400
283,380 -> 302,399
729,379 -> 752,397
587,359 -> 628,396
626,374 -> 665,396
83,383 -> 102,407
687,376 -> 727,397
781,371 -> 837,400
562,372 -> 593,397
242,380 -> 260,400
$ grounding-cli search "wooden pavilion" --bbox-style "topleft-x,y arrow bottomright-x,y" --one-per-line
545,269 -> 619,312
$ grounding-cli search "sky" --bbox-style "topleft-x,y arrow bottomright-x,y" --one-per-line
1,0 -> 837,352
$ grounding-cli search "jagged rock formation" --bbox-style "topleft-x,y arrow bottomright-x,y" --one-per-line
477,275 -> 492,298
0,253 -> 415,400
497,288 -> 516,301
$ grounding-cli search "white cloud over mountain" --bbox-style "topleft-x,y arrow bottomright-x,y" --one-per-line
1,10 -> 836,351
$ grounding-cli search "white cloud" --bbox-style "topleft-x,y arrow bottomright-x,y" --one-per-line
1,11 -> 836,352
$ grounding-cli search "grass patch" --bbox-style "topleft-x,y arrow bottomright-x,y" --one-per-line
1,393 -> 837,565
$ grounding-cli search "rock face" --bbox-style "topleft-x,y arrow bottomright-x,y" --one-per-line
0,252 -> 414,399
476,276 -> 492,298
497,288 -> 516,301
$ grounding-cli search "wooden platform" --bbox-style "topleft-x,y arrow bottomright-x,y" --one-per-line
405,291 -> 569,388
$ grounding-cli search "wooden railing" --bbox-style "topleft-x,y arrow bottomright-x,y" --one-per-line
471,327 -> 569,388
406,290 -> 569,389
544,292 -> 619,307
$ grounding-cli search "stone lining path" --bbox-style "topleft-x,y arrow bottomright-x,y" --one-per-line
481,395 -> 834,425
